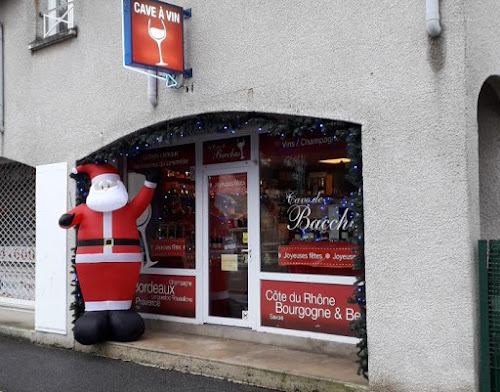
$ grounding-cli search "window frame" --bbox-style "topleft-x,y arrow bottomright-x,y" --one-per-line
45,0 -> 74,38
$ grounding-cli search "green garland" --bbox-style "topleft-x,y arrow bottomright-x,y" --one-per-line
340,128 -> 367,380
69,248 -> 85,323
72,112 -> 367,379
76,113 -> 354,165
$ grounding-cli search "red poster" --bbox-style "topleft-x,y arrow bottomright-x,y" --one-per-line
151,238 -> 186,257
261,281 -> 359,336
278,242 -> 357,268
203,136 -> 251,164
128,144 -> 195,171
134,274 -> 195,318
209,173 -> 247,196
130,0 -> 184,73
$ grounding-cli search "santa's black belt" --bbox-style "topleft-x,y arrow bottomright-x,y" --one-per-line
77,239 -> 140,247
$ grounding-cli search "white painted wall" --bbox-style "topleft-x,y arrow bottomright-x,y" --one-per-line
0,0 -> 487,390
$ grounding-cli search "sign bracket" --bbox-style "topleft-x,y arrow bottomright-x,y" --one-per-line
124,65 -> 179,88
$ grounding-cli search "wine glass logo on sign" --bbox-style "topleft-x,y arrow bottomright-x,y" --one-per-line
237,138 -> 246,160
148,19 -> 167,66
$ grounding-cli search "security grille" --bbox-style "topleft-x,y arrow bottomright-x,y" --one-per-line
0,160 -> 36,304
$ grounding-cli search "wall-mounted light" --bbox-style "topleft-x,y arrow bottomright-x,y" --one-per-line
318,158 -> 351,165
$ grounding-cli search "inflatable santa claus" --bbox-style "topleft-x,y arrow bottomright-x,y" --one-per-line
59,163 -> 157,345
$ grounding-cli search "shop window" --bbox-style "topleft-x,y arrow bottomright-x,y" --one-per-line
127,144 -> 196,269
260,131 -> 358,276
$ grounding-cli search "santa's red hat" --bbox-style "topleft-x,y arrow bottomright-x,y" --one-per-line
71,164 -> 120,185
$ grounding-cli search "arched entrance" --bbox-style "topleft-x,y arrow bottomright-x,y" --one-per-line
479,76 -> 500,238
72,112 -> 368,377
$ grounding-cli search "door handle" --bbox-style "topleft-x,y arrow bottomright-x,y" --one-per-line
241,248 -> 252,263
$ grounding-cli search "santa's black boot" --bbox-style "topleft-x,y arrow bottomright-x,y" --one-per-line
74,311 -> 110,345
108,310 -> 145,342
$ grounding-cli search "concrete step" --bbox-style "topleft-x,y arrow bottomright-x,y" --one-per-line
77,330 -> 368,392
144,318 -> 359,358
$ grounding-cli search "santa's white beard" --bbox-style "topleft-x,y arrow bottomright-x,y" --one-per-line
86,182 -> 129,212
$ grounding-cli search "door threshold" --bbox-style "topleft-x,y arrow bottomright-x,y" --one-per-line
144,318 -> 357,359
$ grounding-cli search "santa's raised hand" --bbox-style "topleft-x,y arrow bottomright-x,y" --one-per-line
59,163 -> 157,345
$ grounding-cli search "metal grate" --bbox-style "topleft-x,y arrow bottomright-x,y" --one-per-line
0,160 -> 36,303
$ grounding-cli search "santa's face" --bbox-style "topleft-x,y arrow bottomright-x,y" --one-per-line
86,179 -> 128,212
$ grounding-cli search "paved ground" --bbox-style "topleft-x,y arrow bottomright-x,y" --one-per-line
0,335 -> 274,392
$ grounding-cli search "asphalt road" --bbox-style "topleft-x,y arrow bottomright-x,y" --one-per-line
0,335 -> 275,392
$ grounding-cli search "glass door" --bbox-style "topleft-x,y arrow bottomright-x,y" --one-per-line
203,167 -> 257,327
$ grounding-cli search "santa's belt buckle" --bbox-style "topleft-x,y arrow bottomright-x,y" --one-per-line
104,238 -> 114,247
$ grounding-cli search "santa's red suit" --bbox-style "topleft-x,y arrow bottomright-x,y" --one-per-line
62,164 -> 156,312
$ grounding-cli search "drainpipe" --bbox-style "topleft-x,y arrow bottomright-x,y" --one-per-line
0,23 -> 4,133
147,71 -> 157,107
426,0 -> 442,37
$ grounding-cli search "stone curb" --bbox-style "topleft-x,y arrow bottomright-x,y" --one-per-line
76,341 -> 367,392
0,325 -> 35,342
